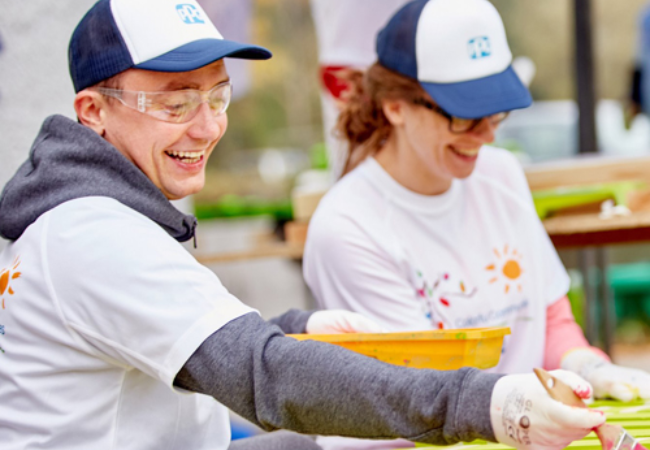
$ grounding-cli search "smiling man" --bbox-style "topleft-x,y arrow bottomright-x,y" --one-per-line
0,1 -> 609,450
80,63 -> 230,200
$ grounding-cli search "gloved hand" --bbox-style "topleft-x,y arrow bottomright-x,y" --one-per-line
491,370 -> 605,450
561,347 -> 650,401
305,310 -> 387,334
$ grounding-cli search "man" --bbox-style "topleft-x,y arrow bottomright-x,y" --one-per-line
0,1 -> 606,449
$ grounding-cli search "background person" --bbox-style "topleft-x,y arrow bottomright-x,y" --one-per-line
304,1 -> 650,448
309,0 -> 410,180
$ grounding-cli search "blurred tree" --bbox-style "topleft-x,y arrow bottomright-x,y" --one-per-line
211,0 -> 322,168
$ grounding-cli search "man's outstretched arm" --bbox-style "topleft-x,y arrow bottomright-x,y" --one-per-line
174,312 -> 499,445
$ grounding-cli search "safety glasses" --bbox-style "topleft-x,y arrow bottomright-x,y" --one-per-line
413,98 -> 509,134
96,80 -> 233,124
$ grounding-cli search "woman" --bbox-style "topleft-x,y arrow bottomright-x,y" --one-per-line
304,1 -> 650,448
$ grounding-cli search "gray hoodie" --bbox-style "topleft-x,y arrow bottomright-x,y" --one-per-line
0,115 -> 503,445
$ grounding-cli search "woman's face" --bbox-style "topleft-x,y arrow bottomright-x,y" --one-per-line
376,98 -> 500,195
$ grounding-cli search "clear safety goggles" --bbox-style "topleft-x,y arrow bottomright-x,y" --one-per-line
96,80 -> 233,124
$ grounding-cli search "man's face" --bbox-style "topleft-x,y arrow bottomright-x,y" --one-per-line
102,60 -> 229,200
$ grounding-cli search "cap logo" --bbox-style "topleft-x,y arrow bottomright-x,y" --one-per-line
468,36 -> 492,59
176,4 -> 206,24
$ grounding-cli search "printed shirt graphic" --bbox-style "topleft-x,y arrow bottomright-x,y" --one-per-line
0,256 -> 21,355
304,147 -> 570,374
0,197 -> 255,450
0,256 -> 20,310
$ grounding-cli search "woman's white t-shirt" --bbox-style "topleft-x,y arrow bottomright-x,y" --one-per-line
304,147 -> 570,374
0,197 -> 255,450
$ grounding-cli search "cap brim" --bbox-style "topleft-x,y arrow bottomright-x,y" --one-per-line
135,38 -> 272,72
420,66 -> 532,119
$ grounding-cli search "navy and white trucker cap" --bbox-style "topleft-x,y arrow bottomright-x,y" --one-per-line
377,0 -> 532,119
69,0 -> 272,92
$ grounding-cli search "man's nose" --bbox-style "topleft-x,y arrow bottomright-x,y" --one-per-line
187,102 -> 224,140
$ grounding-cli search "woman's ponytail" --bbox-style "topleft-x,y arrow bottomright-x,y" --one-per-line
336,63 -> 424,176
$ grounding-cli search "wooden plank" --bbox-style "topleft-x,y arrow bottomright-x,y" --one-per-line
284,220 -> 310,245
524,155 -> 650,191
195,244 -> 304,264
543,211 -> 650,235
548,224 -> 650,248
543,211 -> 650,248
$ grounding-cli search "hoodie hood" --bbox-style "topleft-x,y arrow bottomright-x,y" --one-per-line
0,115 -> 197,242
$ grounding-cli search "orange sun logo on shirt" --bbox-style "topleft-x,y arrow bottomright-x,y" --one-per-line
0,257 -> 21,309
486,245 -> 523,294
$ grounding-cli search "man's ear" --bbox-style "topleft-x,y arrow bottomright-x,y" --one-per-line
74,90 -> 107,136
381,98 -> 407,126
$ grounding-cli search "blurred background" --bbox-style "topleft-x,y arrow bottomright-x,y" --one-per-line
2,0 -> 650,378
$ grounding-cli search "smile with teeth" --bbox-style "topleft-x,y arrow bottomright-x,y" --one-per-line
166,150 -> 205,164
450,146 -> 480,157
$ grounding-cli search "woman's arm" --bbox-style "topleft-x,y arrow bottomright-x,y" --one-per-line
544,296 -> 610,370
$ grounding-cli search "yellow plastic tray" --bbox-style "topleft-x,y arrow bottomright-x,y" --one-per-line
288,327 -> 510,370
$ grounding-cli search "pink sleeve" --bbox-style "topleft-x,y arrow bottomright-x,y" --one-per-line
544,296 -> 610,370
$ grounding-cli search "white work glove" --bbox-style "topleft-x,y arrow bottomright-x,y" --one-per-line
305,310 -> 387,334
491,370 -> 605,450
561,347 -> 650,401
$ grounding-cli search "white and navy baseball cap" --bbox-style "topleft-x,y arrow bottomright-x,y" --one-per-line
69,0 -> 272,92
377,0 -> 532,119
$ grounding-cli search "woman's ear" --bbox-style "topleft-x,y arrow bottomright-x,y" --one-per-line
381,98 -> 407,126
74,90 -> 107,136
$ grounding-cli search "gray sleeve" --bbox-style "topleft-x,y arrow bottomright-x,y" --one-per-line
267,308 -> 313,334
174,312 -> 503,445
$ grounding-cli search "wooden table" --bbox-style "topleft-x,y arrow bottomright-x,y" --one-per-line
526,155 -> 650,352
525,154 -> 650,248
195,243 -> 304,264
544,211 -> 650,248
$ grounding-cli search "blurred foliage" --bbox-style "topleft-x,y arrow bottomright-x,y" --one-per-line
209,0 -> 322,170
309,142 -> 329,170
195,194 -> 293,222
202,0 -> 323,211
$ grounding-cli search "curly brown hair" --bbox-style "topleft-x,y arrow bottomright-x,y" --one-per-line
336,63 -> 426,175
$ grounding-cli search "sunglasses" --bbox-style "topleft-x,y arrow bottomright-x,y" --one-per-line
95,80 -> 233,124
413,98 -> 509,134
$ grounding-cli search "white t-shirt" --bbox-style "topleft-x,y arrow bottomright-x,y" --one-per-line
0,197 -> 255,450
304,147 -> 569,374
